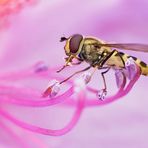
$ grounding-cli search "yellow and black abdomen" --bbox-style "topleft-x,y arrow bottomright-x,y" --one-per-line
134,58 -> 148,76
123,53 -> 147,76
121,53 -> 148,76
106,51 -> 148,76
124,54 -> 148,76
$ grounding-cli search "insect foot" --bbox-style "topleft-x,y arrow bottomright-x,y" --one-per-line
97,89 -> 107,101
42,80 -> 60,98
115,70 -> 124,88
125,57 -> 138,80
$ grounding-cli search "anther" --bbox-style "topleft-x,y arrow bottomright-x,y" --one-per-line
74,72 -> 91,93
125,58 -> 138,80
115,70 -> 124,88
34,61 -> 48,73
82,72 -> 92,84
74,77 -> 86,93
42,80 -> 60,98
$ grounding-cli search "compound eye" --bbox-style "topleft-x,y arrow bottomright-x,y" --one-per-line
69,34 -> 83,53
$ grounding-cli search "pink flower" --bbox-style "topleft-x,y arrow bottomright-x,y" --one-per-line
0,0 -> 147,147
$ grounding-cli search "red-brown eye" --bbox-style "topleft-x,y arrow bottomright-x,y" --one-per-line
69,34 -> 83,53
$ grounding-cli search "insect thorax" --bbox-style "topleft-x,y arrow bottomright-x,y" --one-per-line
78,43 -> 102,65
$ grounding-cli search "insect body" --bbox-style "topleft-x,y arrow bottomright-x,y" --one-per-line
60,34 -> 148,76
44,34 -> 148,99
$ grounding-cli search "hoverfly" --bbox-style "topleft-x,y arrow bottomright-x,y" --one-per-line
43,34 -> 148,99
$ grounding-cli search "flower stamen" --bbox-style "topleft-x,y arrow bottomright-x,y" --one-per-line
125,57 -> 139,80
42,80 -> 60,98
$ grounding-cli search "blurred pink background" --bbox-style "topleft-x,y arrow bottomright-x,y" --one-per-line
0,0 -> 148,147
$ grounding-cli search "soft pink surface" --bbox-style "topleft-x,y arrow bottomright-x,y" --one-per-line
0,0 -> 148,148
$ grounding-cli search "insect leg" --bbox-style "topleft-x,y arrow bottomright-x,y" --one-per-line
100,50 -> 118,66
100,50 -> 125,68
97,50 -> 124,100
57,56 -> 83,72
57,55 -> 74,73
95,50 -> 117,92
59,66 -> 91,84
101,67 -> 111,90
117,52 -> 125,67
97,67 -> 111,100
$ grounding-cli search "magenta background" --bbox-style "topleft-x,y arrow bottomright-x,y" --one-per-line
0,0 -> 148,147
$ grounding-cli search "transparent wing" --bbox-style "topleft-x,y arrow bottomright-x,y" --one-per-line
97,43 -> 148,52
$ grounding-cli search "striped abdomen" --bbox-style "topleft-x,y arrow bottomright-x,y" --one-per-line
107,51 -> 148,76
132,57 -> 148,76
120,52 -> 148,76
